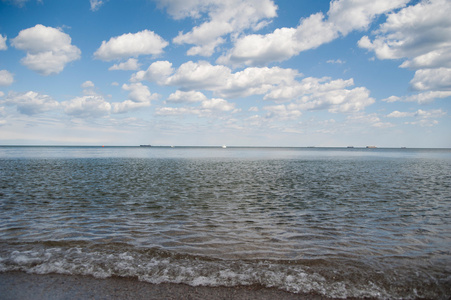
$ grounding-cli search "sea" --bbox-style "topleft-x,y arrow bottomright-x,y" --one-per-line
0,146 -> 450,299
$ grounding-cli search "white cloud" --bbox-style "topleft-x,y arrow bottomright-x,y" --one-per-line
219,0 -> 408,66
264,77 -> 354,102
62,83 -> 157,117
219,66 -> 299,98
358,0 -> 451,98
131,61 -> 174,83
90,0 -> 104,11
386,110 -> 411,118
346,113 -> 394,128
263,104 -> 302,120
157,95 -> 237,116
156,0 -> 277,56
262,76 -> 374,114
94,30 -> 168,61
80,80 -> 99,96
165,60 -> 232,90
3,91 -> 59,115
156,106 -> 200,116
166,90 -> 208,103
135,60 -> 373,115
111,100 -> 152,114
11,25 -> 81,76
410,68 -> 451,91
387,109 -> 446,127
201,98 -> 235,111
383,91 -> 451,104
122,82 -> 159,103
327,59 -> 345,64
295,87 -> 375,113
0,70 -> 14,86
81,80 -> 95,88
218,13 -> 337,66
109,58 -> 141,71
62,95 -> 111,118
327,0 -> 409,35
0,34 -> 7,50
161,61 -> 300,98
358,0 -> 451,69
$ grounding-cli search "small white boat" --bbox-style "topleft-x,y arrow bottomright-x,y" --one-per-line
222,145 -> 227,148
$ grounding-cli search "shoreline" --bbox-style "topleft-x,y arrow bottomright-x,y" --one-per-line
0,271 -> 343,300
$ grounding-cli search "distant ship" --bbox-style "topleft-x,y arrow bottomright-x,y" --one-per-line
222,145 -> 227,148
366,146 -> 377,148
140,145 -> 152,147
347,146 -> 354,148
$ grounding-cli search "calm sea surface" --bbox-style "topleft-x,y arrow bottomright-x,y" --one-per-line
1,146 -> 450,299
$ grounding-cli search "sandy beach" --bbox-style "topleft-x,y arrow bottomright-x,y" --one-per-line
0,272 -> 338,300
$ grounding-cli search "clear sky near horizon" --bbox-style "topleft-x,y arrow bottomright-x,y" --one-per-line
0,0 -> 450,147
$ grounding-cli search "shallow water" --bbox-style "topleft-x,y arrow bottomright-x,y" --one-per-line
1,146 -> 450,299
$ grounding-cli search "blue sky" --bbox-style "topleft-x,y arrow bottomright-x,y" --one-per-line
0,0 -> 450,147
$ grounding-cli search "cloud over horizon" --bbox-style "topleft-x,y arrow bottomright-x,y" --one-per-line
0,0 -> 449,147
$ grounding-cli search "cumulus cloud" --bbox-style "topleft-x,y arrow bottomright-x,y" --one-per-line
388,109 -> 446,118
157,96 -> 237,116
166,90 -> 208,103
218,13 -> 337,66
11,25 -> 81,76
134,60 -> 373,115
387,109 -> 446,126
2,91 -> 59,115
346,113 -> 394,128
358,0 -> 451,69
111,100 -> 153,114
410,68 -> 451,91
80,80 -> 98,96
201,98 -> 235,111
81,81 -> 95,88
122,82 -> 159,103
262,76 -> 374,114
357,0 -> 451,103
165,61 -> 232,90
143,60 -> 300,98
131,61 -> 174,83
0,70 -> 14,86
109,58 -> 141,71
264,77 -> 354,102
218,0 -> 408,66
0,34 -> 7,50
94,30 -> 168,61
263,104 -> 302,120
62,95 -> 111,118
219,66 -> 299,98
327,0 -> 409,35
155,0 -> 277,56
383,91 -> 451,104
62,85 -> 157,117
295,86 -> 375,113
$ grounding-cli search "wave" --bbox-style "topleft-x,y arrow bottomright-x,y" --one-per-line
1,241 -> 448,299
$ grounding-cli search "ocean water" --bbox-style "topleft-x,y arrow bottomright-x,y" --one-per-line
0,146 -> 450,299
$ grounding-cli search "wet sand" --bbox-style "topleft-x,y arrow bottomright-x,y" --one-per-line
0,271 -> 338,300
